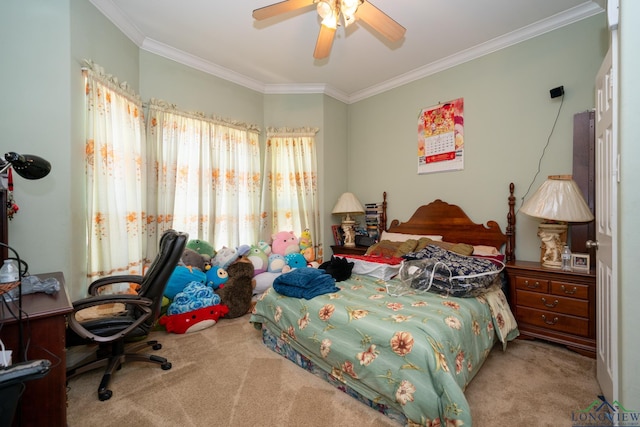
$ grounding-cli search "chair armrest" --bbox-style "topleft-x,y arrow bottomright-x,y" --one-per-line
88,274 -> 144,296
68,295 -> 154,343
72,293 -> 153,311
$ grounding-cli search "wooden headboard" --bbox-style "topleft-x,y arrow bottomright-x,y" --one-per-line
380,183 -> 516,261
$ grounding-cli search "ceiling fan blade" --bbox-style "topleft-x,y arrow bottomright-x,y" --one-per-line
252,0 -> 315,20
313,24 -> 336,59
356,1 -> 406,42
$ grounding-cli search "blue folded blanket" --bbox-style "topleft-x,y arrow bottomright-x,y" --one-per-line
273,268 -> 339,299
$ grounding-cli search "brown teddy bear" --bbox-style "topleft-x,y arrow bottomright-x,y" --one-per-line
215,256 -> 255,318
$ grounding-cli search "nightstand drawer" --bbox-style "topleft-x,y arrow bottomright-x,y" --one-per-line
550,281 -> 589,300
516,290 -> 589,317
514,276 -> 549,293
516,306 -> 589,337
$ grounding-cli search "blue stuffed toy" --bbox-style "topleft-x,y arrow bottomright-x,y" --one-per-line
167,281 -> 221,316
267,253 -> 287,273
206,266 -> 229,290
285,252 -> 307,269
165,265 -> 207,299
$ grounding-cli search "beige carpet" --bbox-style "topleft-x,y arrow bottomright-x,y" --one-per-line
66,314 -> 601,427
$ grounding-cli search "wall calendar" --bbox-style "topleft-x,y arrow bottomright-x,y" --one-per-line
417,98 -> 464,174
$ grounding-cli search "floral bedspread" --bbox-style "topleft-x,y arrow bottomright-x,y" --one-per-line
250,273 -> 518,426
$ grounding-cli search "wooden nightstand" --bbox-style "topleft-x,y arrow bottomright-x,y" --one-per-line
331,245 -> 368,256
505,260 -> 596,358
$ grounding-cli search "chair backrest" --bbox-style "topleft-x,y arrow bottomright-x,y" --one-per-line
137,230 -> 188,328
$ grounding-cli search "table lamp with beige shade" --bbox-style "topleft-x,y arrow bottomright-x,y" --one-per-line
332,192 -> 365,248
520,175 -> 594,269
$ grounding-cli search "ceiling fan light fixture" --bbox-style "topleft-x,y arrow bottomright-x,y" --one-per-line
316,1 -> 332,19
341,0 -> 359,16
343,13 -> 355,27
321,14 -> 338,29
255,0 -> 404,59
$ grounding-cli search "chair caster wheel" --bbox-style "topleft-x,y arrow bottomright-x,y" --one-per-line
161,362 -> 172,370
152,343 -> 162,350
99,390 -> 113,401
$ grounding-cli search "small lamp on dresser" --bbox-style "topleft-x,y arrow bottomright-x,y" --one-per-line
332,192 -> 364,248
520,175 -> 594,269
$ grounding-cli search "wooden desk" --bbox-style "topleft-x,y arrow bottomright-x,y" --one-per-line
0,272 -> 72,427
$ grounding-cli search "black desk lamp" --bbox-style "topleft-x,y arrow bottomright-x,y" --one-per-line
0,152 -> 51,180
0,151 -> 51,362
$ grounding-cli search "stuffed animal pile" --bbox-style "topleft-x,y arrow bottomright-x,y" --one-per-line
158,230 -> 320,333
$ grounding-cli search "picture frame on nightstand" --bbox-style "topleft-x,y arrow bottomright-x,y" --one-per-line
331,224 -> 343,246
571,253 -> 590,272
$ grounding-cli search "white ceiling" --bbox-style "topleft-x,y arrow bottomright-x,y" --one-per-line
90,0 -> 604,103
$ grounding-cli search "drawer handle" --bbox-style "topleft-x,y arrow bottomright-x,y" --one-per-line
524,280 -> 540,289
541,314 -> 559,325
541,297 -> 559,308
561,285 -> 578,295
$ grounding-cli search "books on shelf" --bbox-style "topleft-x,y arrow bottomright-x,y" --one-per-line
364,202 -> 383,241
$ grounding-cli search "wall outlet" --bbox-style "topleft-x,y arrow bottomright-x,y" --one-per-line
0,350 -> 12,367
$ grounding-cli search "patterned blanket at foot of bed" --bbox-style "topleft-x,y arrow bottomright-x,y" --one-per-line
250,272 -> 518,426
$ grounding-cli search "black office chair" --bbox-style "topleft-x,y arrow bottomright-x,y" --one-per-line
66,229 -> 188,401
0,359 -> 50,425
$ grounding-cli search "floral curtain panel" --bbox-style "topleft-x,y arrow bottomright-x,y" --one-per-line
145,99 -> 261,249
260,127 -> 322,262
83,61 -> 150,284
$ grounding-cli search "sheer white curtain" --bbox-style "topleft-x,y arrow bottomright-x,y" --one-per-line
146,99 -> 261,249
83,61 -> 149,284
260,127 -> 322,262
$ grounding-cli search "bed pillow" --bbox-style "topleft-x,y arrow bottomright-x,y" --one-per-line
423,239 -> 474,256
380,231 -> 443,242
473,245 -> 500,256
365,239 -> 419,258
472,245 -> 505,262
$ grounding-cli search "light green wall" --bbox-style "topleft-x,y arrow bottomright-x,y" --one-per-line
68,0 -> 141,301
348,15 -> 608,263
618,0 -> 640,408
7,2 -> 638,405
262,93 -> 348,258
321,95 -> 349,255
0,0 -> 73,291
139,52 -> 263,126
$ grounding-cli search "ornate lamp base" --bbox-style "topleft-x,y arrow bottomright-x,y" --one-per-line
537,222 -> 568,269
341,219 -> 357,247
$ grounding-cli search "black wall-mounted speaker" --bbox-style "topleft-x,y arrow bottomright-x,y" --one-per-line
550,86 -> 565,99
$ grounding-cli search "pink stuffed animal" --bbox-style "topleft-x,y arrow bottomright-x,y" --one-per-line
271,231 -> 299,256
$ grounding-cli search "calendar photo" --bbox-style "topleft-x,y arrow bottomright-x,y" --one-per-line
417,97 -> 464,174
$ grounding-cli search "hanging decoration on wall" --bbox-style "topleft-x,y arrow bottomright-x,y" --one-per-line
5,169 -> 19,220
417,98 -> 464,174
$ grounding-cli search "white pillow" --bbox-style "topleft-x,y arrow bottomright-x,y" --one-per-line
347,258 -> 401,281
380,231 -> 443,242
472,245 -> 500,256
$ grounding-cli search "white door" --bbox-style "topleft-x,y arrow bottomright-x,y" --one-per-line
594,10 -> 618,402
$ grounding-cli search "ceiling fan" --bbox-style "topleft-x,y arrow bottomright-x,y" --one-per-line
252,0 -> 406,59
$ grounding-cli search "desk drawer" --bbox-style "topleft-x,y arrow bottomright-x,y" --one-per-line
550,281 -> 589,300
514,276 -> 549,293
516,306 -> 589,337
516,290 -> 589,317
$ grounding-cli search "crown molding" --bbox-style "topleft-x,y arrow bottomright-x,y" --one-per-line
90,0 -> 604,104
346,2 -> 604,103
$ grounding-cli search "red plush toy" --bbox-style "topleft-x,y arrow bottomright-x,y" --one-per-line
159,305 -> 229,334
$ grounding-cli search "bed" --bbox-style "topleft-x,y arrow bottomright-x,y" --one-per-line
249,184 -> 518,426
